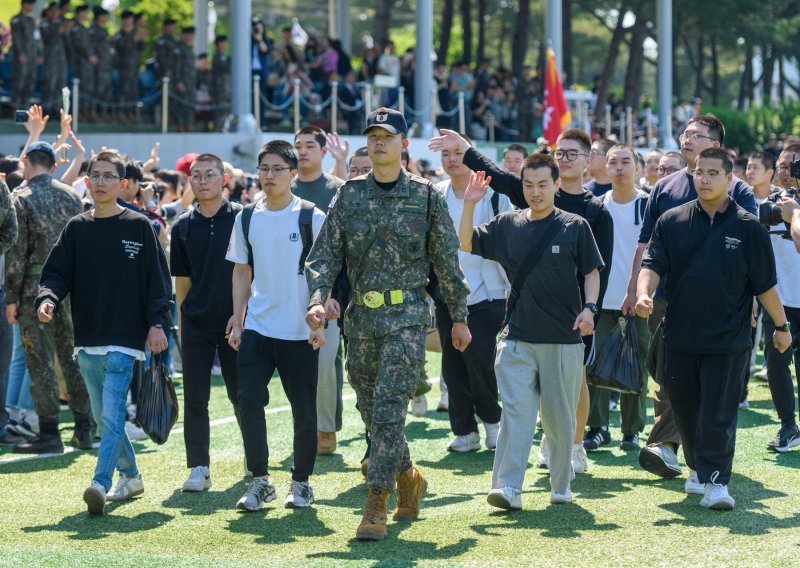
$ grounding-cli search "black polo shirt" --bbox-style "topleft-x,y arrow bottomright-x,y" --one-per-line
170,200 -> 240,332
643,197 -> 776,354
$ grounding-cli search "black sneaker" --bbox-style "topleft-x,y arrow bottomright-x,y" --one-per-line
583,428 -> 611,451
236,477 -> 277,511
0,427 -> 24,445
13,434 -> 64,454
767,424 -> 800,453
620,434 -> 640,451
7,418 -> 37,438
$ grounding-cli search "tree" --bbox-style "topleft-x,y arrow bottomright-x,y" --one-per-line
460,0 -> 473,64
373,0 -> 391,47
438,0 -> 456,64
511,0 -> 530,78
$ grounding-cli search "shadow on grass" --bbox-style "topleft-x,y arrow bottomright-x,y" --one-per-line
764,450 -> 800,470
0,448 -> 83,474
22,510 -> 173,540
471,502 -> 621,538
415,451 -> 495,477
653,473 -> 800,534
307,532 -> 478,565
161,482 -> 246,515
404,422 -> 452,441
227,507 -> 335,544
529,469 -> 643,501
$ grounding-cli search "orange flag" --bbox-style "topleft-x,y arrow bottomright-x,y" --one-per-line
543,49 -> 571,145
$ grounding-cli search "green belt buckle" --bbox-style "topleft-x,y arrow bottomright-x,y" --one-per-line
363,291 -> 385,308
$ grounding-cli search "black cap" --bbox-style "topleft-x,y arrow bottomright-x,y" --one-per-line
163,17 -> 177,26
22,0 -> 36,5
363,107 -> 407,136
47,1 -> 59,9
181,25 -> 195,34
74,4 -> 88,14
197,52 -> 208,59
120,9 -> 134,18
215,34 -> 228,43
58,0 -> 71,6
92,6 -> 107,17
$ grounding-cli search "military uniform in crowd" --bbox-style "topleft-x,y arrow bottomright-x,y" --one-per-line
306,108 -> 469,539
5,146 -> 90,454
39,4 -> 67,115
0,180 -> 18,255
10,0 -> 37,108
69,6 -> 93,115
210,35 -> 231,130
88,8 -> 114,120
114,10 -> 142,120
153,18 -> 178,81
173,27 -> 197,130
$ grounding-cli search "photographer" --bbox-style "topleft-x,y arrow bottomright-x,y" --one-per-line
758,144 -> 800,452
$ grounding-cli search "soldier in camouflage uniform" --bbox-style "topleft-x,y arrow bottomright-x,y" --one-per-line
88,7 -> 113,121
68,6 -> 94,121
5,142 -> 91,455
0,179 -> 19,441
173,26 -> 197,131
114,10 -> 142,123
10,0 -> 37,108
305,108 -> 471,540
210,35 -> 231,131
40,2 -> 67,117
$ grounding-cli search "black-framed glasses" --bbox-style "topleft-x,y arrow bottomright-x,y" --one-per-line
692,168 -> 722,179
554,149 -> 588,162
88,173 -> 121,183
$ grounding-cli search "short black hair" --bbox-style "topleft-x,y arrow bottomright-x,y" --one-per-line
125,160 -> 144,182
688,114 -> 725,144
154,169 -> 180,190
593,137 -> 615,156
0,157 -> 20,175
88,151 -> 126,178
664,151 -> 686,168
697,147 -> 733,174
191,153 -> 225,175
503,143 -> 528,158
557,128 -> 592,154
294,125 -> 327,148
522,153 -> 559,182
258,140 -> 298,169
26,149 -> 55,170
607,144 -> 637,161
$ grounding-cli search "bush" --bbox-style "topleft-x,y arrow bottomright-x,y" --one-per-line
705,103 -> 800,153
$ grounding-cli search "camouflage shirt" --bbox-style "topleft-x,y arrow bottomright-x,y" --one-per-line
306,169 -> 469,338
89,21 -> 114,70
5,174 -> 81,304
0,180 -> 18,256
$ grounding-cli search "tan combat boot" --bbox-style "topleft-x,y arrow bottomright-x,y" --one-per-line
393,466 -> 427,521
356,485 -> 391,540
317,431 -> 337,455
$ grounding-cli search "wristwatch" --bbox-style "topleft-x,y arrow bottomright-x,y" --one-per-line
583,303 -> 599,315
776,322 -> 791,333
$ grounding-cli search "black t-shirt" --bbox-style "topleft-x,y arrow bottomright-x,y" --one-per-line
585,180 -> 612,197
643,198 -> 776,353
472,208 -> 604,344
170,201 -> 239,332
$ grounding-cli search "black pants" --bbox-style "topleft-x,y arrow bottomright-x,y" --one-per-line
237,330 -> 318,481
182,323 -> 240,468
763,306 -> 800,426
435,300 -> 503,435
665,348 -> 749,485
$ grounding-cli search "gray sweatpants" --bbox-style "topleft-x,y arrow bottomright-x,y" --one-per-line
492,340 -> 583,495
316,321 -> 343,432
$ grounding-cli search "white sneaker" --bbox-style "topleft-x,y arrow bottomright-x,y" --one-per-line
700,483 -> 735,510
83,481 -> 106,515
447,432 -> 481,452
125,421 -> 148,441
437,390 -> 449,412
483,422 -> 500,450
684,470 -> 705,495
536,435 -> 550,469
107,474 -> 145,502
411,395 -> 428,417
236,477 -> 277,511
183,466 -> 212,492
572,443 -> 588,474
550,488 -> 573,504
283,480 -> 315,508
487,485 -> 522,510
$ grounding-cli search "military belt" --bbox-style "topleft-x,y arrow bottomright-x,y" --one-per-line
353,289 -> 423,309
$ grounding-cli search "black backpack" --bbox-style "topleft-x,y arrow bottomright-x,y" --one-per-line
241,199 -> 315,274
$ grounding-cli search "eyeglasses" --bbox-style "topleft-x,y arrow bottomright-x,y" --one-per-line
777,164 -> 792,173
554,149 -> 588,161
679,132 -> 717,144
657,166 -> 680,174
692,169 -> 722,179
88,173 -> 121,183
588,149 -> 605,157
190,172 -> 219,182
257,165 -> 290,175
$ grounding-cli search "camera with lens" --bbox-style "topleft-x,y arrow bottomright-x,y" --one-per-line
759,175 -> 799,239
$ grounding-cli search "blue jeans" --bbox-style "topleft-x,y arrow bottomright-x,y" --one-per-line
6,323 -> 33,411
0,288 -> 12,427
77,351 -> 139,491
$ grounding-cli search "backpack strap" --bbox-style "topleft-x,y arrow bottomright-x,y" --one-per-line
297,199 -> 315,275
634,194 -> 648,226
241,202 -> 258,270
490,191 -> 500,217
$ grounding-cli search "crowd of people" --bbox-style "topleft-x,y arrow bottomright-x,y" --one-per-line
1,98 -> 800,541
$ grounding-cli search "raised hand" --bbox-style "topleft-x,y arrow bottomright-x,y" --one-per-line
24,105 -> 49,137
325,132 -> 349,162
464,171 -> 492,204
428,128 -> 470,153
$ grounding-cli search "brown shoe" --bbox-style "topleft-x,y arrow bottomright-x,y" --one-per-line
317,431 -> 336,455
393,466 -> 427,521
356,485 -> 391,541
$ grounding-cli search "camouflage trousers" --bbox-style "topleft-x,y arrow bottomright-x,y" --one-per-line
18,296 -> 90,420
347,325 -> 426,490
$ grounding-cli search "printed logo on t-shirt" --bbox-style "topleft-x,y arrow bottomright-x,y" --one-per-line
122,240 -> 143,259
289,232 -> 299,242
724,236 -> 741,251
551,245 -> 560,254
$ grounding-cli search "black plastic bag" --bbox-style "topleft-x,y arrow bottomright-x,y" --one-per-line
136,353 -> 179,444
646,317 -> 666,385
588,316 -> 643,394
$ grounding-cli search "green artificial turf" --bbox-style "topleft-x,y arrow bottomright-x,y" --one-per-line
1,352 -> 799,567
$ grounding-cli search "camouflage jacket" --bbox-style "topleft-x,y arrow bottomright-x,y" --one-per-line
40,19 -> 66,64
175,43 -> 196,91
211,53 -> 231,102
88,22 -> 113,70
0,181 -> 18,256
5,174 -> 81,304
154,35 -> 179,79
113,29 -> 141,71
10,12 -> 36,58
306,169 -> 469,338
69,21 -> 91,67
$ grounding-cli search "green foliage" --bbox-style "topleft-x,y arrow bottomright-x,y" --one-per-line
706,103 -> 800,152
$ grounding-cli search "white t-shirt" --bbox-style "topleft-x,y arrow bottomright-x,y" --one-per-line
602,189 -> 648,310
757,195 -> 800,308
226,197 -> 325,340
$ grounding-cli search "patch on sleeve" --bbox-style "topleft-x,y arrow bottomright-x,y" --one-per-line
327,192 -> 339,210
